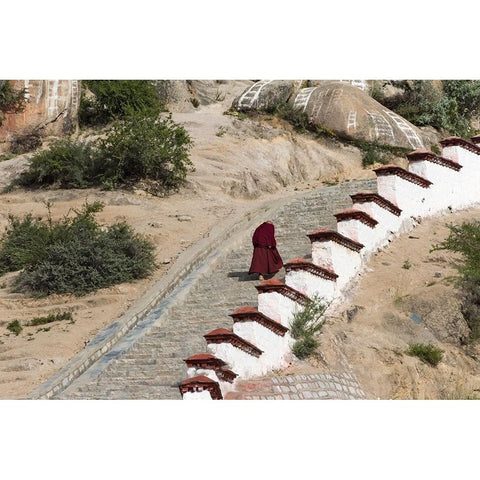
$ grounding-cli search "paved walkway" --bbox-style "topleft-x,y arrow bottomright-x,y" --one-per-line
54,178 -> 376,399
226,372 -> 366,400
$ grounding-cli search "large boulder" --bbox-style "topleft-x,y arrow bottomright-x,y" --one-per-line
294,81 -> 429,150
232,80 -> 299,112
0,80 -> 80,153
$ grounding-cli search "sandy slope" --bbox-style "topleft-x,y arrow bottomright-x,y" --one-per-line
309,207 -> 480,399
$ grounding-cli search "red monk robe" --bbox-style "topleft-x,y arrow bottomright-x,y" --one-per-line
248,221 -> 283,276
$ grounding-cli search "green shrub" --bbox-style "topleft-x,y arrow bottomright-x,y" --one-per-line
79,80 -> 162,126
361,143 -> 383,167
0,213 -> 52,274
266,102 -> 311,132
0,202 -> 156,296
432,221 -> 480,341
0,81 -> 26,127
402,260 -> 412,270
407,343 -> 443,366
93,113 -> 193,193
12,113 -> 193,195
291,294 -> 327,359
14,139 -> 94,189
379,80 -> 480,137
26,312 -> 73,326
6,320 -> 22,336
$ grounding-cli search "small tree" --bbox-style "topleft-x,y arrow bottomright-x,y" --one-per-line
290,294 -> 327,359
79,80 -> 162,126
93,113 -> 193,193
432,221 -> 480,341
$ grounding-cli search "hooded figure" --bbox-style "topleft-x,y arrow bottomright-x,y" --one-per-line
248,221 -> 283,280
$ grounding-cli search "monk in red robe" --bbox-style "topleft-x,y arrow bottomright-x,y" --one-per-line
248,221 -> 283,280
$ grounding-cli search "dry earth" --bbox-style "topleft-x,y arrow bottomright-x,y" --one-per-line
302,207 -> 480,400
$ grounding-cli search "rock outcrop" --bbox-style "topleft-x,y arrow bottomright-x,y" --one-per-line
232,80 -> 431,150
232,80 -> 300,112
0,80 -> 80,153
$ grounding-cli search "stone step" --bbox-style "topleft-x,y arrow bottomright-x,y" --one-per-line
54,178 -> 377,399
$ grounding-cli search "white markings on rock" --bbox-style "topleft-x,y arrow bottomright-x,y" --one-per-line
237,80 -> 273,109
365,110 -> 395,142
293,87 -> 318,112
23,80 -> 30,102
71,80 -> 79,109
347,111 -> 357,131
340,80 -> 368,91
47,80 -> 60,117
383,110 -> 424,149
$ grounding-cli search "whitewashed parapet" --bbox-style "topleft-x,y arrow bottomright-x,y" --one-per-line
334,209 -> 378,256
184,353 -> 238,396
230,306 -> 292,371
284,258 -> 337,301
255,279 -> 309,328
204,328 -> 265,378
407,150 -> 462,215
374,164 -> 432,218
439,137 -> 480,209
350,192 -> 402,249
179,375 -> 223,400
307,229 -> 363,291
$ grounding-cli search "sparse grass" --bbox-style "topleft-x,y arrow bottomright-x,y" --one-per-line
25,312 -> 73,326
407,343 -> 444,366
216,126 -> 227,137
323,178 -> 339,187
430,144 -> 441,155
6,320 -> 22,336
393,290 -> 408,308
402,259 -> 412,269
214,90 -> 225,102
426,280 -> 436,287
0,153 -> 16,162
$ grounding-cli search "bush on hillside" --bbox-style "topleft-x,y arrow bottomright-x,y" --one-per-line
79,80 -> 163,126
14,139 -> 94,189
407,343 -> 443,366
432,220 -> 480,341
265,102 -> 311,132
0,80 -> 27,127
94,113 -> 193,192
0,201 -> 156,296
12,113 -> 193,194
290,294 -> 327,359
376,80 -> 480,137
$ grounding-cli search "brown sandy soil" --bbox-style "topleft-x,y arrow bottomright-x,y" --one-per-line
304,207 -> 480,400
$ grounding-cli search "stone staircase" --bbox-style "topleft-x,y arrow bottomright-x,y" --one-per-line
179,135 -> 480,400
56,178 -> 376,399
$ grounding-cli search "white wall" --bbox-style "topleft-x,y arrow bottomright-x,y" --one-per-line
285,269 -> 336,302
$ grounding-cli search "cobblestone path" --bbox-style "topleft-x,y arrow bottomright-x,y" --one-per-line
57,179 -> 376,399
225,372 -> 366,400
